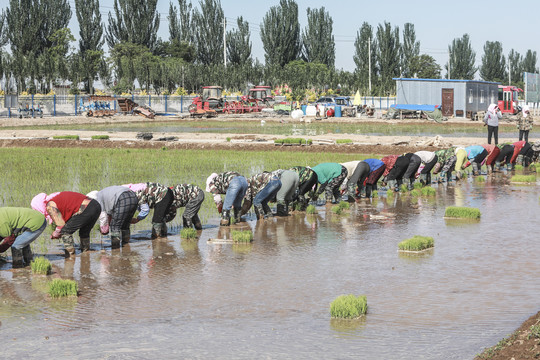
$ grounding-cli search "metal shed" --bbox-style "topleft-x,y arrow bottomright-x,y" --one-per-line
394,78 -> 499,118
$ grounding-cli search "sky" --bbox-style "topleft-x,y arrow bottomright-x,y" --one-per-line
1,0 -> 539,79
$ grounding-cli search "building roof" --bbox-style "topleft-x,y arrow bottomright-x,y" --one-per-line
393,78 -> 500,85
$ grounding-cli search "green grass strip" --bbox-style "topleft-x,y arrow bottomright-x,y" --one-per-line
330,294 -> 368,319
398,235 -> 434,251
336,139 -> 353,144
91,135 -> 110,140
444,206 -> 481,219
52,135 -> 80,140
274,138 -> 312,145
48,279 -> 78,298
231,230 -> 253,243
30,257 -> 52,275
180,227 -> 197,240
510,174 -> 536,183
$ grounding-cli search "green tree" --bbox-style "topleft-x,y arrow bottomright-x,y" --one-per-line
75,0 -> 104,94
106,0 -> 160,52
353,22 -> 376,95
226,16 -> 252,66
301,7 -> 335,68
507,49 -> 522,86
109,42 -> 151,93
168,0 -> 193,43
522,50 -> 538,74
401,23 -> 419,78
376,21 -> 400,95
192,0 -> 224,65
154,39 -> 195,63
447,34 -> 476,79
480,41 -> 507,82
409,54 -> 441,79
260,0 -> 300,67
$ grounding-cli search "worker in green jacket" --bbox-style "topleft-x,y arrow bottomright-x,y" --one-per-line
0,207 -> 47,268
311,162 -> 348,204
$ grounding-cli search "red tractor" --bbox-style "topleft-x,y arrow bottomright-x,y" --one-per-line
188,86 -> 225,117
247,85 -> 274,107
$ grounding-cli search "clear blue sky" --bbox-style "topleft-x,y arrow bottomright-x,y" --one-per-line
2,0 -> 539,77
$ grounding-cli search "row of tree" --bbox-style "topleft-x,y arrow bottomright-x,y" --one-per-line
0,0 -> 538,96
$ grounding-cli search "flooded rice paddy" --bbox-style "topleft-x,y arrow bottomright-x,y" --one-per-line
1,174 -> 539,359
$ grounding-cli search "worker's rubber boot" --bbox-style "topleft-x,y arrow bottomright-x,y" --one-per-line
121,229 -> 131,245
151,222 -> 163,238
472,162 -> 479,176
524,156 -> 532,168
506,163 -> 513,171
233,208 -> 243,223
437,172 -> 446,183
262,203 -> 274,218
387,179 -> 398,192
419,173 -> 427,186
160,223 -> 168,237
298,196 -> 308,211
183,216 -> 192,229
22,245 -> 33,265
11,247 -> 25,268
61,234 -> 76,257
516,154 -> 524,166
220,210 -> 231,226
365,185 -> 372,198
253,204 -> 264,220
494,161 -> 501,172
487,164 -> 493,174
191,215 -> 203,230
346,183 -> 356,202
110,232 -> 121,249
426,173 -> 432,184
276,202 -> 288,216
80,237 -> 91,252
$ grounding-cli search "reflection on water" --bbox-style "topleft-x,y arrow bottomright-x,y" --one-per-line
1,174 -> 540,359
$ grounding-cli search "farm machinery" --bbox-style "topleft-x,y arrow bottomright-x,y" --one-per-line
78,96 -> 116,117
188,85 -> 274,117
18,103 -> 43,118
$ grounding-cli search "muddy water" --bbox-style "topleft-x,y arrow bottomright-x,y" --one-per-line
1,175 -> 539,359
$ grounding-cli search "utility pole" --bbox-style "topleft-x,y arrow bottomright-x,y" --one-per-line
223,18 -> 227,68
508,60 -> 511,85
448,49 -> 451,79
368,35 -> 371,93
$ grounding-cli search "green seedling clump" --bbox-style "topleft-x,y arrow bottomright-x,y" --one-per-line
330,295 -> 368,319
274,138 -> 312,145
338,201 -> 350,210
398,235 -> 434,251
514,164 -> 523,170
444,206 -> 481,219
53,135 -> 80,140
410,189 -> 421,197
386,189 -> 394,197
421,186 -> 436,196
226,137 -> 231,142
510,174 -> 536,183
91,135 -> 110,140
48,279 -> 78,298
336,139 -> 353,144
400,184 -> 408,192
475,176 -> 486,182
331,205 -> 342,215
413,182 -> 423,189
180,227 -> 197,240
306,204 -> 317,214
231,230 -> 253,243
372,190 -> 378,197
31,257 -> 52,275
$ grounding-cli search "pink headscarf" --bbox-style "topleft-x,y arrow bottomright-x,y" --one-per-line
122,183 -> 146,192
206,173 -> 218,192
31,192 -> 60,224
487,104 -> 498,114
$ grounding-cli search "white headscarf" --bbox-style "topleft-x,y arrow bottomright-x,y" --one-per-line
206,173 -> 218,192
522,105 -> 530,118
487,104 -> 498,114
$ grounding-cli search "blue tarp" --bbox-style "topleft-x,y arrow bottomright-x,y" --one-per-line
390,104 -> 441,111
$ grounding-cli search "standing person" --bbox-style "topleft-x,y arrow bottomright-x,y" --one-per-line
123,182 -> 174,239
517,105 -> 534,142
0,208 -> 47,268
289,166 -> 318,211
271,169 -> 299,216
462,145 -> 489,176
206,171 -> 248,226
363,158 -> 385,198
242,172 -> 282,220
415,151 -> 438,185
482,144 -> 501,174
165,184 -> 205,230
311,162 -> 348,204
31,191 -> 101,257
483,104 -> 502,145
87,186 -> 139,249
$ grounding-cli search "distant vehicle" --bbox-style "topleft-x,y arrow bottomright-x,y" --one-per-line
248,85 -> 274,107
315,95 -> 338,105
314,96 -> 357,117
498,85 -> 522,115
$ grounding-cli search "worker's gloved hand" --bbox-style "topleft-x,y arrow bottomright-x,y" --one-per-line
100,224 -> 109,235
51,226 -> 63,239
0,235 -> 16,253
216,202 -> 223,214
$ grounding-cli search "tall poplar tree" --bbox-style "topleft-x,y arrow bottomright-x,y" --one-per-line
168,0 -> 193,44
447,34 -> 476,80
480,41 -> 507,82
376,21 -> 400,95
507,49 -> 522,85
260,0 -> 300,67
301,7 -> 335,68
226,16 -> 252,66
192,0 -> 224,65
522,50 -> 538,74
75,0 -> 104,94
401,23 -> 419,78
353,22 -> 376,94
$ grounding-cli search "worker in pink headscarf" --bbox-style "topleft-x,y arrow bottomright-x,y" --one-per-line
483,104 -> 502,145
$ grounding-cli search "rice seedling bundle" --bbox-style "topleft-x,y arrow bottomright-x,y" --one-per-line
306,205 -> 317,214
91,135 -> 110,140
330,295 -> 368,319
331,205 -> 342,215
410,189 -> 421,197
231,230 -> 253,243
338,201 -> 350,210
398,235 -> 434,251
274,138 -> 312,145
30,257 -> 52,275
474,176 -> 486,183
421,187 -> 436,196
336,139 -> 353,144
413,182 -> 423,189
510,175 -> 536,183
400,184 -> 408,192
48,279 -> 78,298
180,227 -> 197,240
372,190 -> 378,197
444,206 -> 481,219
52,135 -> 80,140
386,189 -> 394,197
